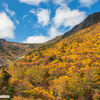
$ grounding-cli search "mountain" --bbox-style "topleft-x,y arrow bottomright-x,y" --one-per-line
3,12 -> 100,100
1,12 -> 100,65
0,38 -> 41,65
45,36 -> 62,44
0,36 -> 63,65
63,12 -> 100,38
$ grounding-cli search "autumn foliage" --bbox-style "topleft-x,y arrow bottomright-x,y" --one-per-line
1,23 -> 100,99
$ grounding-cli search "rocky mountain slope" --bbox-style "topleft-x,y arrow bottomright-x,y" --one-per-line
63,12 -> 100,38
0,35 -> 63,65
0,39 -> 41,65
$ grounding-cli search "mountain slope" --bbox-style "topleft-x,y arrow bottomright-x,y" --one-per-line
1,11 -> 100,66
7,21 -> 100,100
0,39 -> 41,65
0,35 -> 63,65
63,12 -> 100,38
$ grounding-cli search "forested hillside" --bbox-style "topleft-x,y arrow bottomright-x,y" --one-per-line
1,21 -> 99,100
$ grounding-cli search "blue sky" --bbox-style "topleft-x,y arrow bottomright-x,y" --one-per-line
0,0 -> 100,43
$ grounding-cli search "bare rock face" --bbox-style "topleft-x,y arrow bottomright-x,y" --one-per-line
63,12 -> 100,38
0,39 -> 6,44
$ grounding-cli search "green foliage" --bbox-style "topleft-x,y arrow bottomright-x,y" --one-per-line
7,85 -> 14,98
1,69 -> 11,81
49,55 -> 56,61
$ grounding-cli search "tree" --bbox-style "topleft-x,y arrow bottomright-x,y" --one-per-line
25,66 -> 46,86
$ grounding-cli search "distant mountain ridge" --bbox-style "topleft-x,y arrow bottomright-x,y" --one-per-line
63,12 -> 100,38
0,38 -> 6,43
0,38 -> 41,65
0,36 -> 62,65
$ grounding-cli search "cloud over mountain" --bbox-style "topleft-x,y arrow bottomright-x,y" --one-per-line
53,6 -> 86,28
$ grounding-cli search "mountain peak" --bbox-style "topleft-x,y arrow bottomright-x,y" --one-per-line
0,38 -> 6,41
63,12 -> 100,38
0,38 -> 6,44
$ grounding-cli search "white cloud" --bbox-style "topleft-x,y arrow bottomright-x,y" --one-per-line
19,0 -> 47,6
23,1 -> 86,43
79,0 -> 98,7
53,6 -> 86,28
53,0 -> 66,5
37,9 -> 50,26
48,27 -> 61,38
15,19 -> 19,25
3,3 -> 15,17
53,0 -> 72,6
24,35 -> 49,43
24,26 -> 62,43
24,5 -> 86,43
29,9 -> 36,14
23,14 -> 28,20
3,3 -> 19,25
0,12 -> 15,39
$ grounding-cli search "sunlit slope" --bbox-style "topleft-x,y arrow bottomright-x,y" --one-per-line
8,23 -> 100,99
12,23 -> 100,67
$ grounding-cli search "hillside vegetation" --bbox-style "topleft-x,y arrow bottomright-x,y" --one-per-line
0,35 -> 62,66
0,39 -> 41,65
1,22 -> 99,100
